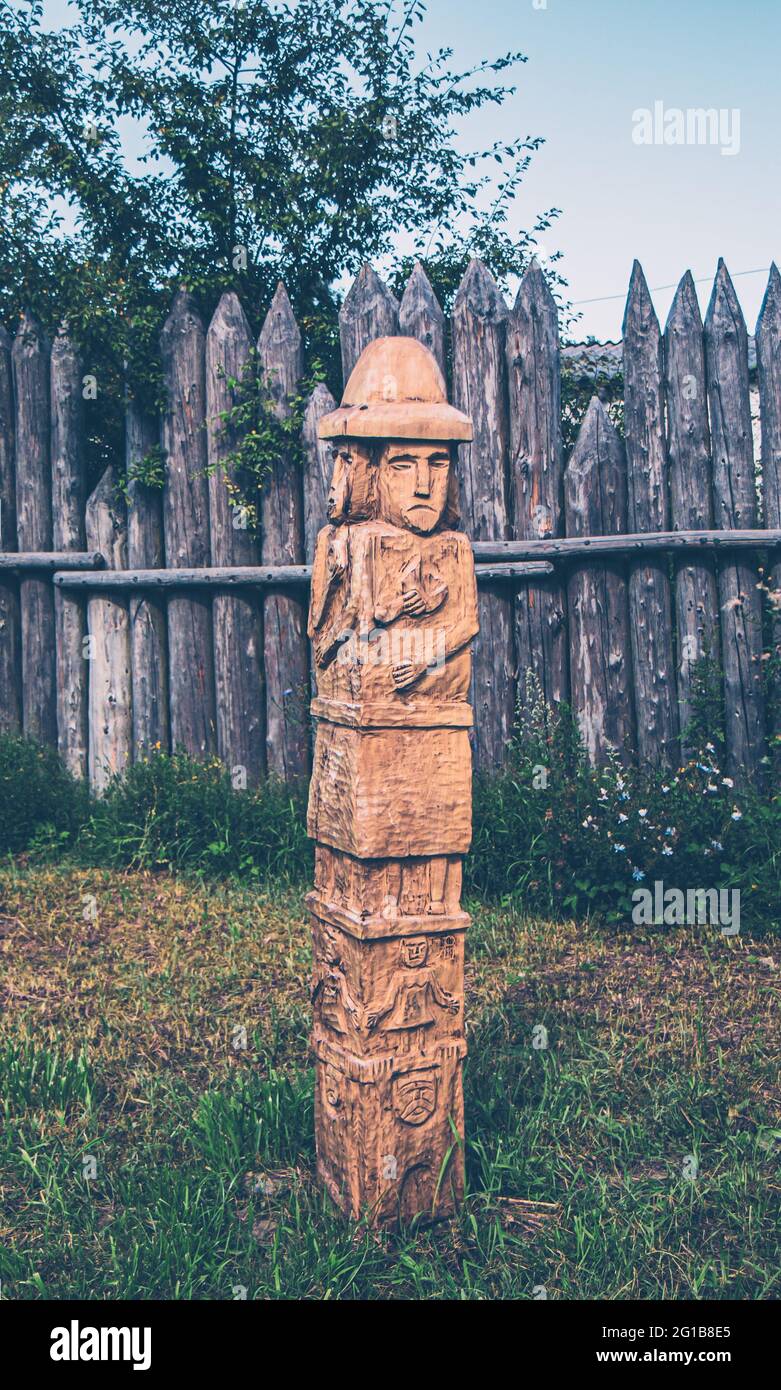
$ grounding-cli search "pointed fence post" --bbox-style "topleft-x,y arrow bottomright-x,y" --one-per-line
506,259 -> 568,716
704,261 -> 766,785
258,283 -> 309,781
51,328 -> 88,778
756,263 -> 781,758
564,397 -> 635,763
339,264 -> 399,384
0,325 -> 21,733
302,382 -> 337,565
451,259 -> 515,768
85,466 -> 131,791
664,273 -> 721,755
160,290 -> 216,758
126,392 -> 170,758
399,261 -> 446,377
623,261 -> 679,767
13,312 -> 56,744
206,291 -> 264,787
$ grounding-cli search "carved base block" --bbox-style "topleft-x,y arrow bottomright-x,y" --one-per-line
309,890 -> 467,1227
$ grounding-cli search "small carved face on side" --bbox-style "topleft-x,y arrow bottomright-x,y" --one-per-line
327,442 -> 376,522
327,448 -> 351,522
401,936 -> 428,969
377,442 -> 452,534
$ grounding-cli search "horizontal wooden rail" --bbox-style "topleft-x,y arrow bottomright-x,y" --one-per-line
472,528 -> 781,562
53,560 -> 557,590
0,551 -> 105,572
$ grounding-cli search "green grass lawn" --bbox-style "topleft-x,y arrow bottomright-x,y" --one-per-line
0,861 -> 779,1300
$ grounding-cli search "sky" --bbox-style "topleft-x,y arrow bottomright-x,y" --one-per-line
37,0 -> 781,341
417,0 -> 781,339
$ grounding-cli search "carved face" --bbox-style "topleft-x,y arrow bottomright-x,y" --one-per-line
327,449 -> 351,522
401,937 -> 428,969
328,443 -> 375,522
377,443 -> 452,533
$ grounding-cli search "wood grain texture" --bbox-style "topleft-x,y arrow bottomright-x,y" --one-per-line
704,260 -> 766,784
451,259 -> 514,768
339,264 -> 400,385
506,259 -> 568,712
399,261 -> 446,377
664,272 -> 721,754
623,261 -> 679,767
565,397 -> 635,763
206,291 -> 264,786
302,383 -> 337,564
0,325 -> 21,732
126,394 -> 169,758
756,263 -> 781,753
51,329 -> 88,776
13,312 -> 56,744
258,283 -> 309,781
85,466 -> 131,791
160,290 -> 216,758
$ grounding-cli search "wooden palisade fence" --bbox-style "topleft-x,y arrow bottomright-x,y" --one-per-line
1,257 -> 780,793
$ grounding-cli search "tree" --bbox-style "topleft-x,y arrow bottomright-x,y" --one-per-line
0,0 -> 561,481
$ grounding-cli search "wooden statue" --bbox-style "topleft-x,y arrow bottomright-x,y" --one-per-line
306,336 -> 477,1225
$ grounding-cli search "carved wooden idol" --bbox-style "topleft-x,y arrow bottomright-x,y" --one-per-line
306,336 -> 477,1226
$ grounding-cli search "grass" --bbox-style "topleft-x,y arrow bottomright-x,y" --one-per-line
0,861 -> 779,1300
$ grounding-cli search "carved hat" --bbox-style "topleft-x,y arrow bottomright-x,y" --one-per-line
318,337 -> 473,443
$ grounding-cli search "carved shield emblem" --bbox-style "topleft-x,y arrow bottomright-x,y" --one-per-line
393,1070 -> 437,1126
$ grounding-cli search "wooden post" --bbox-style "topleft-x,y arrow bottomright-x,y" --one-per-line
622,261 -> 679,767
0,325 -> 21,733
307,335 -> 475,1227
206,291 -> 264,787
564,397 -> 635,763
664,272 -> 721,754
160,290 -> 216,758
756,263 -> 781,754
704,260 -> 766,784
506,259 -> 568,715
85,466 -> 131,790
126,393 -> 170,758
399,261 -> 446,378
51,328 -> 88,777
13,311 -> 56,745
302,382 -> 337,565
258,283 -> 309,780
451,258 -> 514,768
339,264 -> 400,384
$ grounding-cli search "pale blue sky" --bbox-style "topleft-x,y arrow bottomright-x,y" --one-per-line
419,0 -> 780,338
38,0 -> 781,340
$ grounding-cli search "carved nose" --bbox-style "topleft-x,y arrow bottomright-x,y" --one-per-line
414,461 -> 431,496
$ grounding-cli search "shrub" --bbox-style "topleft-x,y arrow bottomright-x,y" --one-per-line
0,734 -> 88,856
466,681 -> 780,935
80,750 -> 311,881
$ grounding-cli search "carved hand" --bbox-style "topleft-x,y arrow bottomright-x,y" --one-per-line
401,586 -> 427,616
391,660 -> 426,690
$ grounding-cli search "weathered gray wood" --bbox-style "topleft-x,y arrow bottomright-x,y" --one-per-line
664,271 -> 721,753
451,258 -> 515,768
206,290 -> 264,786
470,531 -> 781,560
55,560 -> 554,590
126,394 -> 169,758
623,260 -> 679,767
160,290 -> 216,758
0,551 -> 104,570
756,263 -> 781,753
339,264 -> 400,385
13,312 -> 56,744
302,382 -> 337,565
565,397 -> 634,763
399,261 -> 446,377
0,325 -> 21,733
704,259 -> 766,784
51,328 -> 88,776
258,283 -> 309,780
85,466 -> 131,791
506,259 -> 568,714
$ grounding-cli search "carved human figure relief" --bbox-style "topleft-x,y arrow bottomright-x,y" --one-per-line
305,335 -> 476,1227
